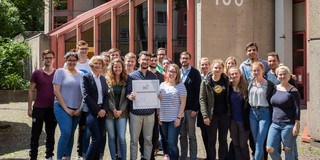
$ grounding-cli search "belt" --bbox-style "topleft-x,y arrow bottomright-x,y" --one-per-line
251,106 -> 268,109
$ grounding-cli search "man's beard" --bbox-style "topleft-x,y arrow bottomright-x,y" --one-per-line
141,65 -> 149,70
182,63 -> 189,67
150,64 -> 157,69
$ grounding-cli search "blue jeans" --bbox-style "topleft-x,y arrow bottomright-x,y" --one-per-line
106,118 -> 127,160
249,107 -> 271,160
54,103 -> 80,159
86,112 -> 106,160
159,118 -> 184,160
267,123 -> 297,160
82,114 -> 105,158
82,122 -> 91,157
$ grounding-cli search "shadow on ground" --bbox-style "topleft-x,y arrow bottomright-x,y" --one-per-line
1,158 -> 29,160
0,121 -> 45,156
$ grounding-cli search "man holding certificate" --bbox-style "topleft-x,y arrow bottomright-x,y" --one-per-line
126,51 -> 162,160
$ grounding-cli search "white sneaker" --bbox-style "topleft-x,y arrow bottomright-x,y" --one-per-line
77,156 -> 84,160
46,157 -> 53,160
163,154 -> 169,160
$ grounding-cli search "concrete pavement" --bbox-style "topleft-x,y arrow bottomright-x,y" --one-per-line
0,102 -> 319,159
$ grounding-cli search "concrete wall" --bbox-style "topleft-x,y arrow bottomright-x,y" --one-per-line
27,34 -> 51,78
0,90 -> 33,103
307,0 -> 320,141
198,0 -> 275,67
44,0 -> 53,34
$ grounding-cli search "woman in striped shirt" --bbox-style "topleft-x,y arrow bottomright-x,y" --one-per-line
158,64 -> 187,160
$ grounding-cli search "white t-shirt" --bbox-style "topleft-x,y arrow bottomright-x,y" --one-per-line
76,59 -> 91,74
63,59 -> 91,74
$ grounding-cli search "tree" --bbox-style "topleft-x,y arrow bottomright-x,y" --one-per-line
0,1 -> 25,38
0,37 -> 31,90
8,0 -> 44,31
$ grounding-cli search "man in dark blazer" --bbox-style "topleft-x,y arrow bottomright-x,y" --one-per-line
179,51 -> 201,160
81,56 -> 108,160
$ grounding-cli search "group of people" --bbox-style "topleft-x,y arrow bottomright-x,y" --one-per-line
28,40 -> 300,160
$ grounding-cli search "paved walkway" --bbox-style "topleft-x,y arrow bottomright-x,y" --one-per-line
0,102 -> 320,159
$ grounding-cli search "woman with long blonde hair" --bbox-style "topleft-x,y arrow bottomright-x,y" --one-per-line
105,59 -> 128,160
228,67 -> 250,160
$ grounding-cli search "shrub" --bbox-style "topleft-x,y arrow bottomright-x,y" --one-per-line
1,74 -> 30,90
0,37 -> 31,90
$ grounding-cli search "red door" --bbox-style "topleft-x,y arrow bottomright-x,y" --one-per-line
292,32 -> 306,104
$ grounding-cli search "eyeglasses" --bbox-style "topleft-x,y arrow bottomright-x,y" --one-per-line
67,60 -> 77,63
141,59 -> 150,62
110,54 -> 119,57
181,58 -> 189,60
79,48 -> 88,51
93,62 -> 102,65
44,57 -> 54,60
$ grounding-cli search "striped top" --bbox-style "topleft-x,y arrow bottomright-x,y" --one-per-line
159,82 -> 187,122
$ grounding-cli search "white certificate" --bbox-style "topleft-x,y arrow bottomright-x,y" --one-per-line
133,80 -> 160,109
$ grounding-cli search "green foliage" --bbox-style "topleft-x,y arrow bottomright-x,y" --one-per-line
8,0 -> 44,31
0,37 -> 31,90
2,74 -> 30,90
0,0 -> 25,38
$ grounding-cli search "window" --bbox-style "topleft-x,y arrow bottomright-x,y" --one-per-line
82,28 -> 94,58
54,16 -> 68,28
157,41 -> 166,48
117,10 -> 129,55
120,28 -> 129,43
134,2 -> 148,54
153,0 -> 167,53
172,0 -> 187,66
157,11 -> 167,24
65,36 -> 76,53
99,20 -> 112,53
54,0 -> 68,11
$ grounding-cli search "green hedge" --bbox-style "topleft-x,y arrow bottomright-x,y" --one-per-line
0,37 -> 30,90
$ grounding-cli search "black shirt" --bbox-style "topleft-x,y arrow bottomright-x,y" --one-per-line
211,77 -> 228,116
